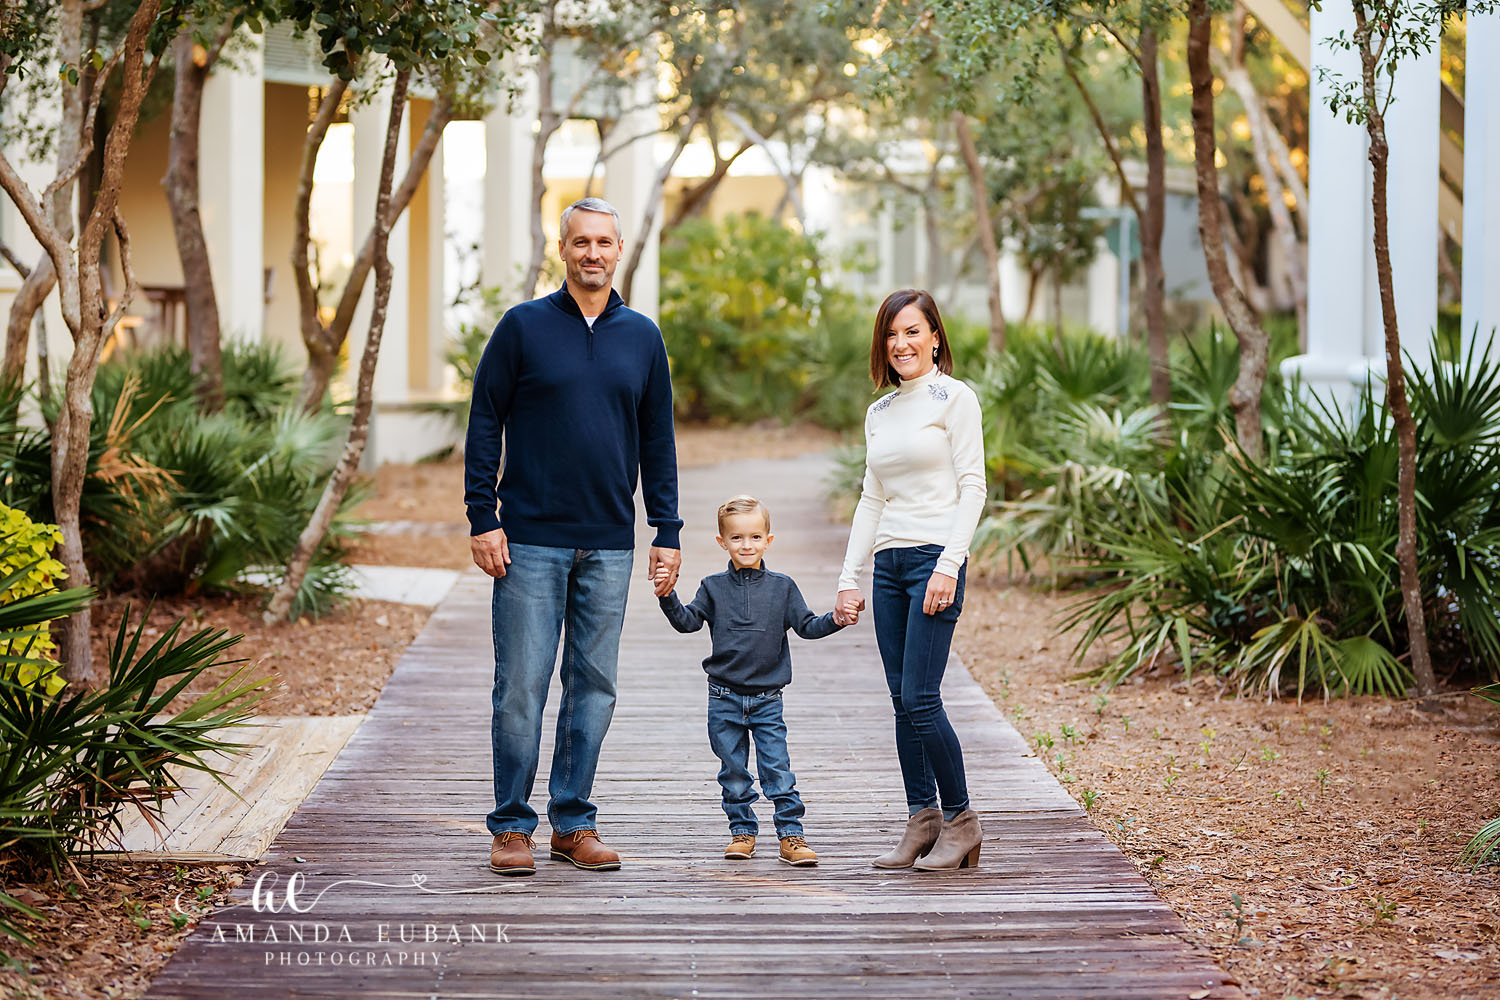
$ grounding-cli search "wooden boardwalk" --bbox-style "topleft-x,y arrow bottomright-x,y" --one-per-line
150,452 -> 1240,1000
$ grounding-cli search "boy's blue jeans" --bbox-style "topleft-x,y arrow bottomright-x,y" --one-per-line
486,543 -> 634,837
706,683 -> 805,838
872,544 -> 970,819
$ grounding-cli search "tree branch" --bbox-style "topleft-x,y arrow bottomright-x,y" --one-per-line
1052,23 -> 1143,221
43,42 -> 123,206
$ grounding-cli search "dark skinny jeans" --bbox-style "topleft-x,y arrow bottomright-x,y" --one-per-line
872,544 -> 970,819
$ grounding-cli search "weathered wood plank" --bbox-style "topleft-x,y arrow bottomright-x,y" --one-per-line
148,453 -> 1239,999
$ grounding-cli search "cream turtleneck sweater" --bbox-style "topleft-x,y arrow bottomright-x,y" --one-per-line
838,367 -> 987,590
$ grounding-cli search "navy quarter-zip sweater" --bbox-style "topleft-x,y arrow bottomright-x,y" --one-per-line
658,561 -> 844,693
464,285 -> 682,550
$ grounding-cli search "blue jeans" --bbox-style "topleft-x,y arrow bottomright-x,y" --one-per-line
487,543 -> 634,836
705,683 -> 805,838
872,544 -> 970,819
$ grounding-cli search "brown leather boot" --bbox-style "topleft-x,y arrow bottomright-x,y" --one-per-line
549,829 -> 621,871
913,809 -> 982,871
724,833 -> 756,859
871,808 -> 941,869
778,835 -> 818,866
489,831 -> 535,877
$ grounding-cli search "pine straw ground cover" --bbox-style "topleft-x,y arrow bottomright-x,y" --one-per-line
954,581 -> 1500,1000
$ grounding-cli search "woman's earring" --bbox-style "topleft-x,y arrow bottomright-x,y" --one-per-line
932,345 -> 940,361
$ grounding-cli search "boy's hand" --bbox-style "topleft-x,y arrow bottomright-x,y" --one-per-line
649,546 -> 681,597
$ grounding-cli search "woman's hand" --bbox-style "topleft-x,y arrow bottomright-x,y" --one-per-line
922,572 -> 958,616
834,588 -> 865,626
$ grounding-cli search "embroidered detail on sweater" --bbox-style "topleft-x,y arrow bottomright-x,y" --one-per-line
873,391 -> 899,412
927,382 -> 950,401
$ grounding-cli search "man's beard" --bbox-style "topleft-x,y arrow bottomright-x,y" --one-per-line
573,264 -> 611,289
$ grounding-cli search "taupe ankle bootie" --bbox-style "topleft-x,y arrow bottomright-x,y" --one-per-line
871,807 -> 942,868
913,809 -> 982,871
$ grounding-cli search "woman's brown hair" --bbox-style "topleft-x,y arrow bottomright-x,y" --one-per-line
869,288 -> 953,388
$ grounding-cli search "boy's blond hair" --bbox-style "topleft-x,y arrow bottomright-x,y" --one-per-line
716,495 -> 771,534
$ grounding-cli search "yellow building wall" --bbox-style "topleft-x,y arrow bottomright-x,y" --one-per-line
114,108 -> 183,290
263,83 -> 309,356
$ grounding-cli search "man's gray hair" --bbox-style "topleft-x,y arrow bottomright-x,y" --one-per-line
560,197 -> 622,240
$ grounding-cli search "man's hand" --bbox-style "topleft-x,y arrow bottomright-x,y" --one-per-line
471,528 -> 511,578
649,546 -> 681,597
834,588 -> 865,626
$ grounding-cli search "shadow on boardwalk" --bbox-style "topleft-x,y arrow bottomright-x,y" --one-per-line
150,452 -> 1241,999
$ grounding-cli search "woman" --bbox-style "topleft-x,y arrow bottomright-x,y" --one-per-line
835,288 -> 986,871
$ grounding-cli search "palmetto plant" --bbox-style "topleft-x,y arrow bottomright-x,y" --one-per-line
1002,334 -> 1500,698
1,344 -> 359,617
0,533 -> 261,941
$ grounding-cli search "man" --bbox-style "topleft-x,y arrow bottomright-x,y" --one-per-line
465,197 -> 682,877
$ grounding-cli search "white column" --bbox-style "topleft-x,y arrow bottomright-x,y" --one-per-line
1384,16 -> 1439,365
604,47 -> 661,321
998,239 -> 1028,326
349,79 -> 411,409
1286,2 -> 1376,406
1463,12 -> 1500,348
0,84 -> 71,378
200,30 -> 265,343
482,68 -> 537,299
1086,234 -> 1118,336
424,131 -> 447,392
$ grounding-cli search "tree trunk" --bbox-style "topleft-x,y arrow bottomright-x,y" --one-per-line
1023,264 -> 1040,322
165,30 -> 224,410
1218,10 -> 1308,347
266,70 -> 411,623
297,92 -> 453,411
291,78 -> 350,415
922,157 -> 945,292
622,109 -> 698,304
1187,0 -> 1269,459
952,111 -> 1005,352
1139,23 -> 1170,406
50,0 -> 160,685
4,254 -> 54,382
522,42 -> 560,301
663,140 -> 752,233
1352,1 -> 1435,696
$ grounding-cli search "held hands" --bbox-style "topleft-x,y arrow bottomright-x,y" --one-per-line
471,528 -> 511,578
834,588 -> 865,626
649,546 -> 681,597
922,571 -> 958,616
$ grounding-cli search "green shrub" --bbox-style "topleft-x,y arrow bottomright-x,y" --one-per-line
0,505 -> 67,689
660,213 -> 878,429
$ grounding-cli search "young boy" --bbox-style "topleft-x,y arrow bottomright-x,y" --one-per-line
656,495 -> 852,866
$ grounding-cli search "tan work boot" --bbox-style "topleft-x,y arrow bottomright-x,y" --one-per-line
549,829 -> 622,871
489,831 -> 536,877
724,833 -> 756,860
872,807 -> 942,869
778,835 -> 818,867
913,809 -> 982,871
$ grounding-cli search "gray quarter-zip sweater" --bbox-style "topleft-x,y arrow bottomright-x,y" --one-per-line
659,561 -> 843,694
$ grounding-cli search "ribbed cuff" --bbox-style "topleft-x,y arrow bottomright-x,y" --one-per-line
468,507 -> 502,536
651,525 -> 682,549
